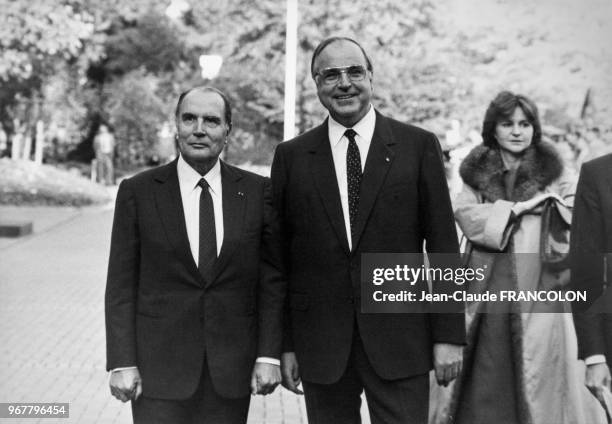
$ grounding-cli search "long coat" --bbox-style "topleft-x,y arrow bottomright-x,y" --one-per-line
431,142 -> 606,424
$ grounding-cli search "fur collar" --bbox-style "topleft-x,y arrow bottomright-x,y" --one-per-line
459,141 -> 563,202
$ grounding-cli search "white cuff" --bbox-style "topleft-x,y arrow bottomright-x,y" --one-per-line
110,366 -> 138,373
585,355 -> 607,366
256,357 -> 280,366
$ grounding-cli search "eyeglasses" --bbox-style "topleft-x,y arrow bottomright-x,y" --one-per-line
315,65 -> 369,85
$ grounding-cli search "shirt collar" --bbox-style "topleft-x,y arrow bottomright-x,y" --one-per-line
328,104 -> 376,147
177,154 -> 222,196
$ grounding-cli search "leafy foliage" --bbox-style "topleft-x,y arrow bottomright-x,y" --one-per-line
0,0 -> 96,82
183,0 -> 454,163
1,0 -> 610,168
103,69 -> 167,166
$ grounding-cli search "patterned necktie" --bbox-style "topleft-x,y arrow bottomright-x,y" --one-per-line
345,128 -> 362,242
197,178 -> 217,278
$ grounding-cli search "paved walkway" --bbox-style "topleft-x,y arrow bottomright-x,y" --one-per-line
0,204 -> 309,423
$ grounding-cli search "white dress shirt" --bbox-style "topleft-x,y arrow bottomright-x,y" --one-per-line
328,104 -> 376,250
177,154 -> 223,261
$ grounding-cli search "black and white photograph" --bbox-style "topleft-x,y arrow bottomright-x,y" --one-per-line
1,0 -> 611,423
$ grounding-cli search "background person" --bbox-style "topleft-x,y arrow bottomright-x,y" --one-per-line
434,91 -> 605,424
94,124 -> 116,185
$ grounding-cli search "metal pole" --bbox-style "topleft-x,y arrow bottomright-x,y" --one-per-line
34,120 -> 44,165
283,0 -> 298,141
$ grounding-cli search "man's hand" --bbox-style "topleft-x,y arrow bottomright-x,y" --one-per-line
433,343 -> 463,387
109,368 -> 142,402
585,363 -> 611,404
281,352 -> 303,394
250,363 -> 281,395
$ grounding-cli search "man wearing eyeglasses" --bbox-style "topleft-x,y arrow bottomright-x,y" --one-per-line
105,86 -> 286,423
271,37 -> 465,423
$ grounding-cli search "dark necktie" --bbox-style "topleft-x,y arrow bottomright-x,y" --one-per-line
197,178 -> 217,278
345,128 -> 362,242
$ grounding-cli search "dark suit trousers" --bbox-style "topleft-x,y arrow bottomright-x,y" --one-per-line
302,325 -> 429,424
131,360 -> 250,424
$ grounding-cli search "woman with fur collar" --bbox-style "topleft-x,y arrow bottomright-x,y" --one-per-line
431,91 -> 606,424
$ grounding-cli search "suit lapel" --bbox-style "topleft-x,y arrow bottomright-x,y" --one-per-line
153,160 -> 204,287
351,112 -> 395,252
309,121 -> 351,254
208,162 -> 246,287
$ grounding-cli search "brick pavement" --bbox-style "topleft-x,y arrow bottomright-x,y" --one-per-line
0,205 -> 310,424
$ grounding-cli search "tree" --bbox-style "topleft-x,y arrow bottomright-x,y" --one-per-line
0,0 -> 99,150
0,0 -> 179,164
179,0 -> 465,164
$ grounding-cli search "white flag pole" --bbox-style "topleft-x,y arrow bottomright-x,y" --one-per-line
283,0 -> 298,141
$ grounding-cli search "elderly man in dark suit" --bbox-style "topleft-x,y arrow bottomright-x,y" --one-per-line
571,152 -> 612,406
105,86 -> 285,424
271,37 -> 465,424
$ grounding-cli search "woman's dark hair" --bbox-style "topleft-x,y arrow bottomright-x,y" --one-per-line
482,91 -> 541,147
